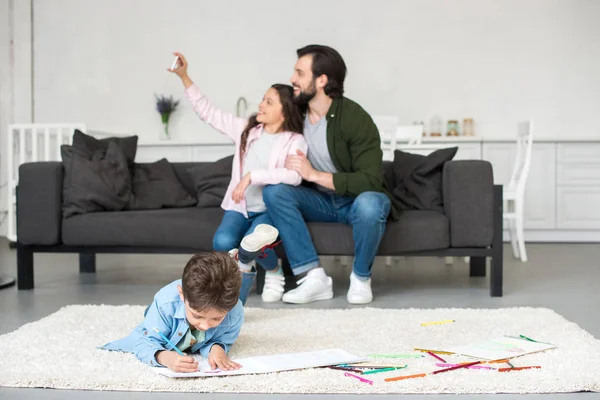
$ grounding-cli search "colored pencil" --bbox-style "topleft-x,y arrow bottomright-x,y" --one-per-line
344,372 -> 373,385
368,354 -> 424,358
499,366 -> 541,372
421,319 -> 455,326
326,366 -> 364,374
432,361 -> 482,374
414,348 -> 454,355
362,366 -> 407,375
385,373 -> 427,382
153,327 -> 185,356
427,351 -> 447,363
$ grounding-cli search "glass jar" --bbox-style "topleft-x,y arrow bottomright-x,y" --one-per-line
446,120 -> 459,136
463,118 -> 474,136
430,115 -> 442,136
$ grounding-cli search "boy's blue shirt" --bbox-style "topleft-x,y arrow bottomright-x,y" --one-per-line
101,279 -> 244,367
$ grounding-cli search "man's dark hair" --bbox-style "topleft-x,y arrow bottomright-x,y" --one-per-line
181,252 -> 241,312
297,45 -> 347,98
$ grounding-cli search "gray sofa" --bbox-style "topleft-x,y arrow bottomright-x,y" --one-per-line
15,159 -> 503,296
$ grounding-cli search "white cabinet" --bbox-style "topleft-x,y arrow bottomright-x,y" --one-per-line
453,143 -> 481,160
135,143 -> 235,163
482,142 -> 556,230
557,188 -> 600,229
556,143 -> 600,230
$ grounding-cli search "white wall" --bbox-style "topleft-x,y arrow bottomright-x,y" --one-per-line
8,0 -> 600,146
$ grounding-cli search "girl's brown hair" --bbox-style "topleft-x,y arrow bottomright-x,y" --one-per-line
239,84 -> 303,158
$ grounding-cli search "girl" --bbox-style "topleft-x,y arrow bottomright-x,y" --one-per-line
169,52 -> 306,305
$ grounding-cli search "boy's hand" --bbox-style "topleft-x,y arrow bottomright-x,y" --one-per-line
208,344 -> 242,370
156,350 -> 199,373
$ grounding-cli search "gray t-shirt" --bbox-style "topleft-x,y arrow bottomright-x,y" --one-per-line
304,114 -> 337,191
243,132 -> 280,212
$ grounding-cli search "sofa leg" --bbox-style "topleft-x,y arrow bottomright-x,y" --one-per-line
281,257 -> 297,292
17,245 -> 34,290
490,184 -> 504,297
469,257 -> 486,277
79,253 -> 96,274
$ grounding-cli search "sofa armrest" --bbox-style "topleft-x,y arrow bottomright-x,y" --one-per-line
17,162 -> 64,245
443,160 -> 494,247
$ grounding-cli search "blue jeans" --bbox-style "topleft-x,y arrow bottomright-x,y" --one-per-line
263,185 -> 391,279
213,210 -> 279,305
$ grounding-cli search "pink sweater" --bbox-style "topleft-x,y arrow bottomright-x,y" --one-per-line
185,84 -> 307,217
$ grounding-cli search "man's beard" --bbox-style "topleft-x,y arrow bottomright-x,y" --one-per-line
293,79 -> 317,106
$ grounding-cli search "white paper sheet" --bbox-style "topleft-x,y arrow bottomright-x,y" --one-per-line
443,336 -> 556,360
152,348 -> 367,378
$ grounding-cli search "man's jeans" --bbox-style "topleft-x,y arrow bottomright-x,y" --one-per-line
213,210 -> 279,305
263,185 -> 391,278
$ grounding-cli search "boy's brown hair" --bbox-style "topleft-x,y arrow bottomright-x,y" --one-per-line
181,252 -> 241,312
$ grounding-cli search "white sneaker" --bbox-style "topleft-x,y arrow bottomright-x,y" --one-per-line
261,269 -> 285,302
347,272 -> 373,304
282,268 -> 333,304
228,248 -> 255,272
241,224 -> 279,253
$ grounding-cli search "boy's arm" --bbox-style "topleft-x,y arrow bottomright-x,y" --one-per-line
199,304 -> 244,358
132,300 -> 174,367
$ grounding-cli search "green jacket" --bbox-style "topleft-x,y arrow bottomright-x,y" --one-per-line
324,96 -> 401,221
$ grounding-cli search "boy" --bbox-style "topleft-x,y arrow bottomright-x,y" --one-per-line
102,252 -> 243,372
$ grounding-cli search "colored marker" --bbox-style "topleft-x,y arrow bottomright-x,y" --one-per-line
368,354 -> 424,358
344,372 -> 373,385
362,366 -> 407,375
421,319 -> 455,326
153,327 -> 185,356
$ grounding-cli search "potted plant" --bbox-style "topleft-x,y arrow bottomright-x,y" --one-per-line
155,94 -> 180,140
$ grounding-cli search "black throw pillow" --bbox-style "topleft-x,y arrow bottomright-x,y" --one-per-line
126,158 -> 197,210
72,129 -> 138,165
392,147 -> 458,212
61,141 -> 132,218
186,156 -> 234,208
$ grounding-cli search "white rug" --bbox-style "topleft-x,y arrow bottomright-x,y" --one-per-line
1,305 -> 599,394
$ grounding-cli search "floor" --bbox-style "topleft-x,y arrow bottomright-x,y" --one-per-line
0,238 -> 599,399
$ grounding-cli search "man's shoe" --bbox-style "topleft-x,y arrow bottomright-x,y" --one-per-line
346,272 -> 373,304
282,268 -> 333,304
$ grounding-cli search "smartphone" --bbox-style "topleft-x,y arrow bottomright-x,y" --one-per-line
170,56 -> 180,70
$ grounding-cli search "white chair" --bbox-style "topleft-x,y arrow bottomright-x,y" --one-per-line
375,116 -> 424,161
6,123 -> 87,242
504,121 -> 534,262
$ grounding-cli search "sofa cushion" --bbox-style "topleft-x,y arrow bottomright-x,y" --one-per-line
308,210 -> 449,255
72,129 -> 138,165
126,158 -> 197,210
61,141 -> 132,218
62,208 -> 225,248
392,147 -> 458,212
62,207 -> 449,253
187,156 -> 233,208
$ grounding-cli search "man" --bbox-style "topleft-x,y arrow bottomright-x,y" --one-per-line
263,44 -> 399,305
